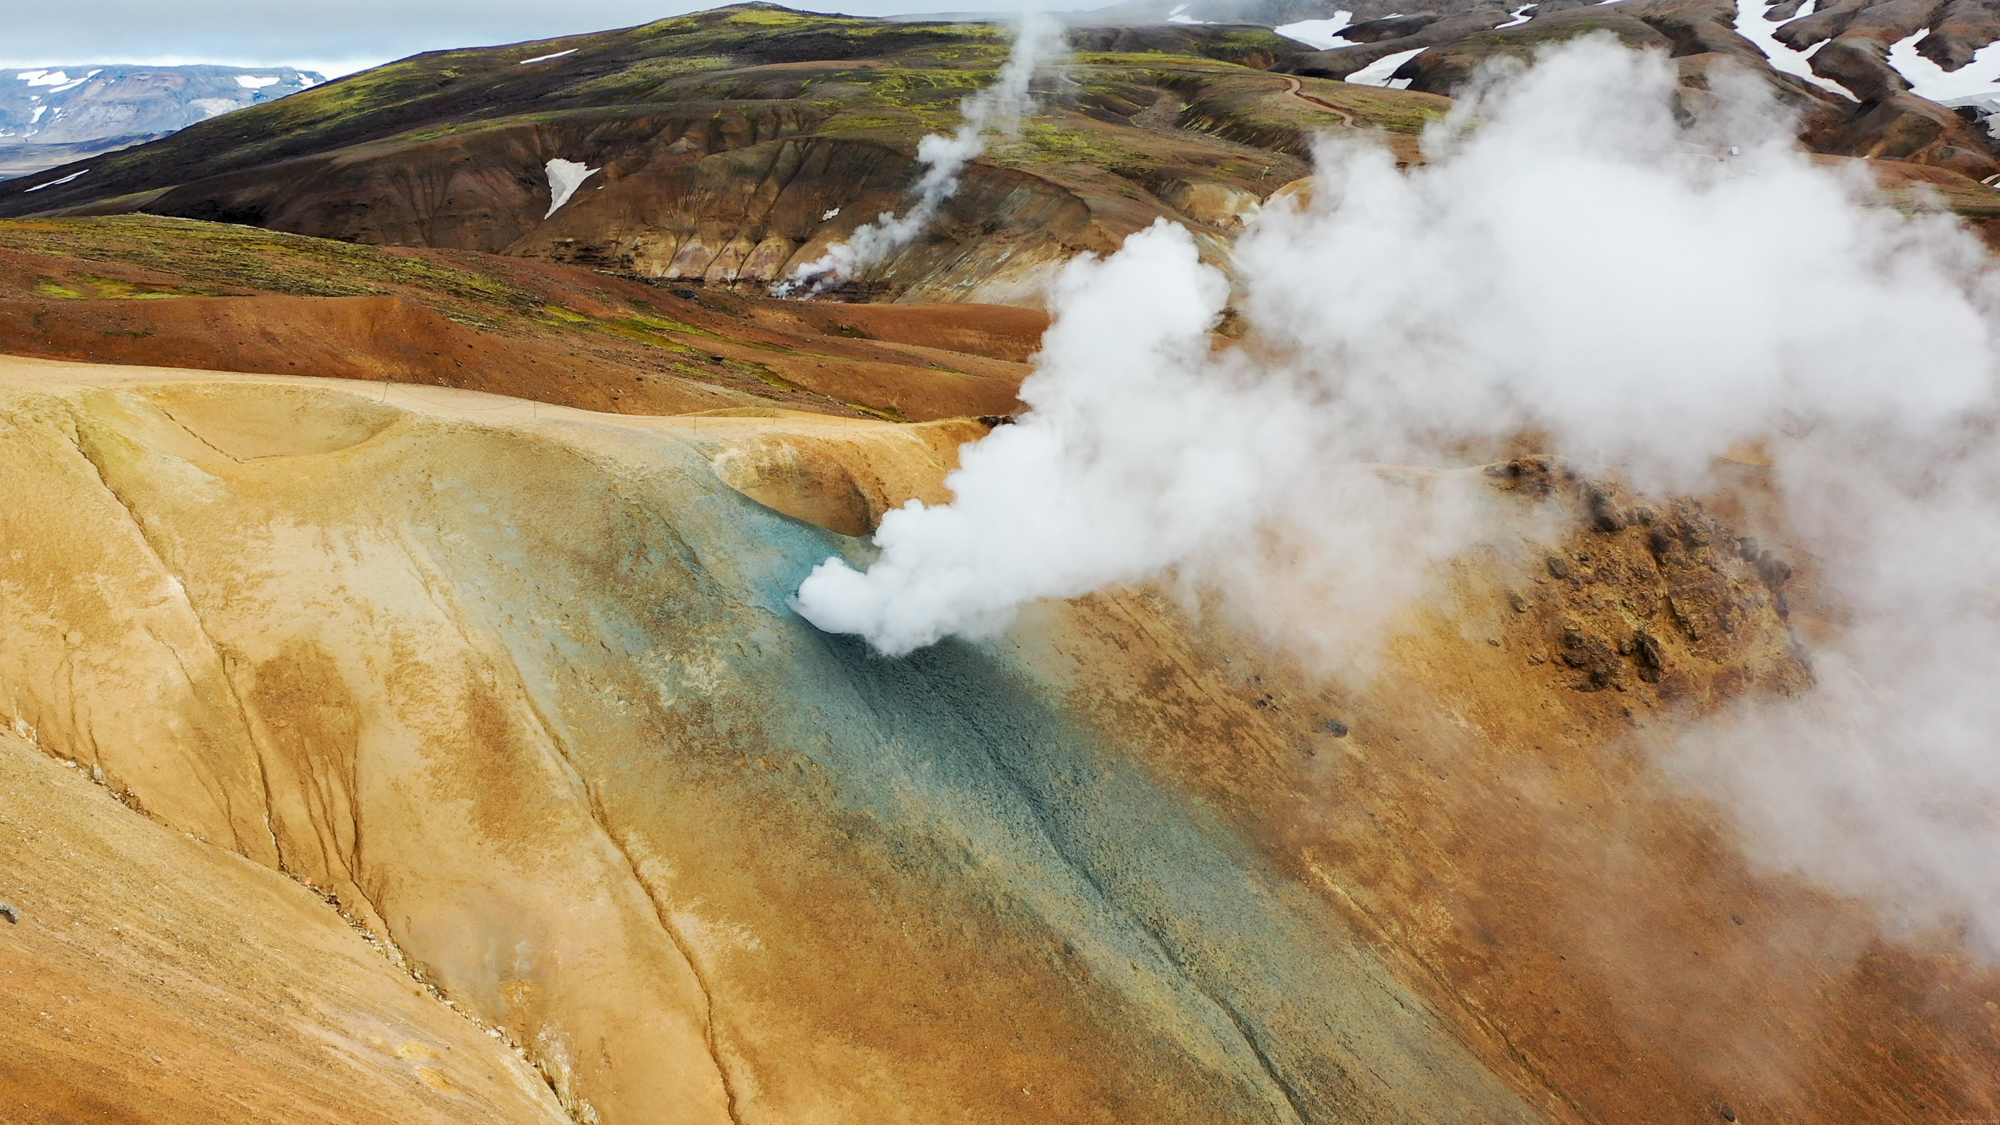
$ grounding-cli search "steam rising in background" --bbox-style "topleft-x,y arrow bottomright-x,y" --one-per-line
774,13 -> 1068,296
795,37 -> 2000,956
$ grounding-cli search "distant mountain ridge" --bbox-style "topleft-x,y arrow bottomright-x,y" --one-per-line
5,1 -> 2000,276
0,64 -> 323,179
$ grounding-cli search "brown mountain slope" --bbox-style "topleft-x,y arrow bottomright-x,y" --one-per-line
0,214 -> 1045,420
11,3 -> 2000,297
0,7 -> 1450,300
1278,0 -> 2000,179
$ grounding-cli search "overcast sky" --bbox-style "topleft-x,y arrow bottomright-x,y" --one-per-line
2,0 -> 1041,77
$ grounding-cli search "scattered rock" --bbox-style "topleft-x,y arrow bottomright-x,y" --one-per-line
1484,456 -> 1557,498
1559,626 -> 1623,691
1320,718 -> 1350,737
1754,552 -> 1793,589
1633,630 -> 1666,684
0,902 -> 18,924
1584,484 -> 1626,533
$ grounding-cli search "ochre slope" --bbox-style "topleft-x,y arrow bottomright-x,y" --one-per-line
0,357 -> 1541,1125
5,356 -> 1998,1124
0,728 -> 567,1124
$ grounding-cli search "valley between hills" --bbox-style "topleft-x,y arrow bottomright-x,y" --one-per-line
5,5 -> 2000,1125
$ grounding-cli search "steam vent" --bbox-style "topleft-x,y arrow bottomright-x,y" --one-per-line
6,4 -> 2000,1123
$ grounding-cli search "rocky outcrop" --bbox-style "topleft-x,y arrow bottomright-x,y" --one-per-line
1818,89 -> 2000,173
519,136 -> 1098,297
1925,0 -> 2000,66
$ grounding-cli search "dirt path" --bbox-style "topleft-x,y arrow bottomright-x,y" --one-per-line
1279,75 -> 1360,128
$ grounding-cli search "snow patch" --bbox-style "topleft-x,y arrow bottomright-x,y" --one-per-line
1276,13 -> 1354,49
21,70 -> 73,87
25,169 -> 86,192
1736,0 -> 1853,97
28,106 -> 46,124
1166,4 -> 1210,24
1888,29 -> 2000,103
1346,46 -> 1425,88
45,71 -> 97,94
236,75 -> 281,88
1496,5 -> 1533,30
821,207 -> 840,221
543,158 -> 598,218
519,48 -> 578,65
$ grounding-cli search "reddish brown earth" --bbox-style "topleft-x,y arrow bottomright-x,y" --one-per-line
0,216 -> 1046,421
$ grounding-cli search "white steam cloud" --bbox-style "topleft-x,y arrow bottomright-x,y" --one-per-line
794,37 -> 2000,954
773,13 -> 1069,297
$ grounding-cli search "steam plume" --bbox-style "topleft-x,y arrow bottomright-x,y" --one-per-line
794,37 -> 2000,953
797,38 -> 1993,652
772,13 -> 1068,297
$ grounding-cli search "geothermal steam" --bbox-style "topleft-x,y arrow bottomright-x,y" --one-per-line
796,37 -> 2000,955
797,37 -> 1993,652
773,14 -> 1068,297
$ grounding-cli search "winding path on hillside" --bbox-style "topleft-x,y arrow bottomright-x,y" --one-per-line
1279,75 -> 1360,128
